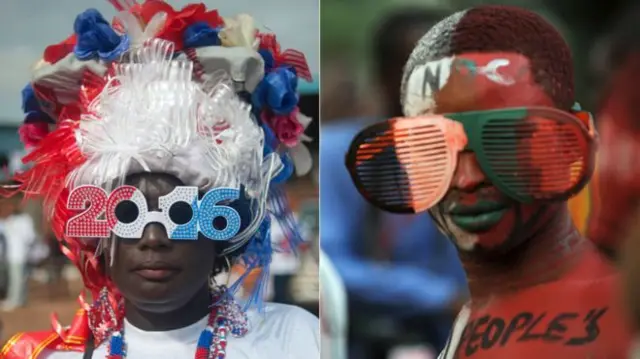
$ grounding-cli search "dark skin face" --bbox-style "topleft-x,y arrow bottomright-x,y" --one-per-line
413,52 -> 565,253
105,173 -> 216,331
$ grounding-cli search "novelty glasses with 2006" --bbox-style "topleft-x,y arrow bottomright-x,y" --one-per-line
345,106 -> 596,214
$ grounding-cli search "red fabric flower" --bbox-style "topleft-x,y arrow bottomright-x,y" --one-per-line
19,122 -> 50,149
256,32 -> 313,81
43,34 -> 77,64
133,1 -> 224,51
261,108 -> 304,147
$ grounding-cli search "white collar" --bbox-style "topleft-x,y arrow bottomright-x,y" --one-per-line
122,314 -> 209,344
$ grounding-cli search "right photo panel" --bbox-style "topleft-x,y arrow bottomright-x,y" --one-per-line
319,0 -> 640,358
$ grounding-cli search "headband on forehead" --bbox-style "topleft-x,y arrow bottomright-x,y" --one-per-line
11,0 -> 315,321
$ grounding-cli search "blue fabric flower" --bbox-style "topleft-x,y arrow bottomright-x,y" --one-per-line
73,9 -> 129,62
183,22 -> 221,48
251,66 -> 298,115
21,84 -> 40,114
258,49 -> 274,72
21,84 -> 54,123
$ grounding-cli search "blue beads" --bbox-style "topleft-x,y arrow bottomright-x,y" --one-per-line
197,328 -> 214,348
109,332 -> 124,355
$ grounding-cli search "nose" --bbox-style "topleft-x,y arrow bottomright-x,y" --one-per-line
451,152 -> 488,191
137,223 -> 172,250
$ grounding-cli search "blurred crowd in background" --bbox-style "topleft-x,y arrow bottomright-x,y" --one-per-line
321,0 -> 639,358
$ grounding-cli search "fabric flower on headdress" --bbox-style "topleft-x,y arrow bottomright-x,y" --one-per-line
252,64 -> 314,176
219,14 -> 259,49
258,49 -> 275,72
249,30 -> 313,178
131,1 -> 224,51
73,9 -> 130,62
19,84 -> 54,149
261,108 -> 304,148
252,67 -> 298,115
21,84 -> 55,124
19,123 -> 50,149
256,33 -> 312,82
260,109 -> 313,177
43,34 -> 77,64
183,22 -> 221,48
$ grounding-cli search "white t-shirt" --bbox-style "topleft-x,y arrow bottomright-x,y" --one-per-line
41,303 -> 319,359
3,213 -> 37,263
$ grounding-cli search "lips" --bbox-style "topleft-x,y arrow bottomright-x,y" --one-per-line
448,200 -> 508,233
133,262 -> 180,281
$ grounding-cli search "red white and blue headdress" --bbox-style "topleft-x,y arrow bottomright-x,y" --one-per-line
9,0 -> 313,349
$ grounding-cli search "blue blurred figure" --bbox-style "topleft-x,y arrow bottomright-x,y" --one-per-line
320,8 -> 467,359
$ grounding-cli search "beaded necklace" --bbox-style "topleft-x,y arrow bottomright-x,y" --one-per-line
105,295 -> 248,359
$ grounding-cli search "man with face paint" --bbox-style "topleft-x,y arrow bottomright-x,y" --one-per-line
345,5 -> 634,359
1,2 -> 319,358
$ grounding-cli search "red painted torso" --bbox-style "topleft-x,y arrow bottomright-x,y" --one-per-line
445,249 -> 633,359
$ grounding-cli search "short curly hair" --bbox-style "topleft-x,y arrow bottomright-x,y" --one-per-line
401,5 -> 574,112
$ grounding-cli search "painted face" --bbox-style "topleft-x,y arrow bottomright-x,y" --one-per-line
404,52 -> 558,251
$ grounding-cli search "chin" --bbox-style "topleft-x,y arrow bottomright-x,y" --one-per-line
124,282 -> 193,312
128,291 -> 193,313
443,215 -> 480,251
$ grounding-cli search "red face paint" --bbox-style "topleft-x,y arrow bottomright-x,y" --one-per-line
443,256 -> 633,358
423,52 -> 557,251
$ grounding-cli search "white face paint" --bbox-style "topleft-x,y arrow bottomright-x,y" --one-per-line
404,57 -> 478,250
403,57 -> 454,116
403,56 -> 516,117
440,203 -> 479,251
476,59 -> 515,85
404,56 -> 519,251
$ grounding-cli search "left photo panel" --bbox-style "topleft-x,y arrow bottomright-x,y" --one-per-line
0,0 -> 319,358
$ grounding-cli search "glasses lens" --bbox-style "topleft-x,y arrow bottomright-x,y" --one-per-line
346,117 -> 458,213
479,112 -> 590,201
